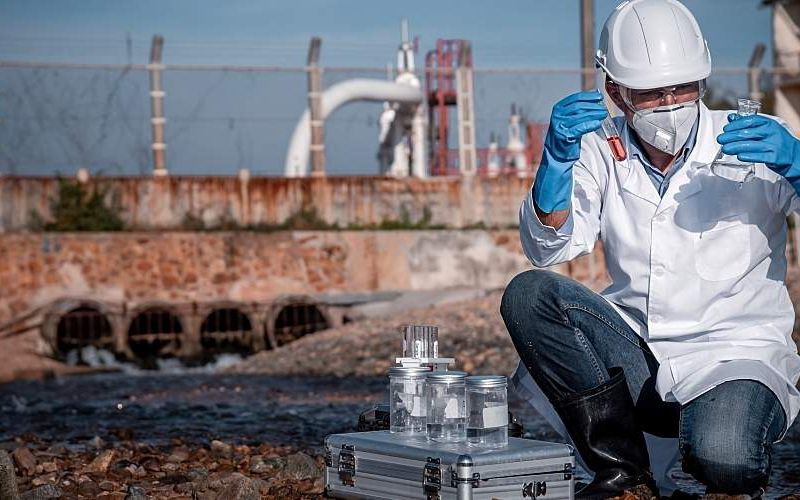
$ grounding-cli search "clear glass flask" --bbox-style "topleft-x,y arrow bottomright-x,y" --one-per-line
710,98 -> 762,183
466,376 -> 508,447
389,366 -> 430,434
426,371 -> 467,442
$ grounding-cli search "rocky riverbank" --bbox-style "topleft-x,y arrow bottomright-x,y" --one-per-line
2,439 -> 322,499
229,290 -> 519,378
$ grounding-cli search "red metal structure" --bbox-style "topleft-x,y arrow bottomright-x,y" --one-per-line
425,39 -> 471,176
425,39 -> 544,177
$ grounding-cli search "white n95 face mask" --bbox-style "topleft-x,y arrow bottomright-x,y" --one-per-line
630,102 -> 699,155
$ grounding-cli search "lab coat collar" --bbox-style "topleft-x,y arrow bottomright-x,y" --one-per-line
619,121 -> 661,207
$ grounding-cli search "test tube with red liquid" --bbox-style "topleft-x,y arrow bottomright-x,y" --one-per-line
601,115 -> 627,161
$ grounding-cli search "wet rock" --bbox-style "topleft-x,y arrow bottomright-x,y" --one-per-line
78,480 -> 102,497
39,462 -> 57,474
11,448 -> 36,476
162,462 -> 179,472
140,458 -> 160,473
19,484 -> 62,500
127,465 -> 146,478
0,450 -> 20,500
85,450 -> 116,474
195,491 -> 216,500
187,467 -> 209,481
99,480 -> 116,491
98,494 -> 127,500
214,473 -> 259,500
283,452 -> 321,480
210,440 -> 232,459
30,473 -> 56,487
174,482 -> 195,494
124,484 -> 147,500
166,448 -> 189,463
248,456 -> 269,474
262,456 -> 287,472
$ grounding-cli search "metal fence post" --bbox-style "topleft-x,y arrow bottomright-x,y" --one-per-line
307,37 -> 325,177
748,43 -> 767,102
149,35 -> 167,177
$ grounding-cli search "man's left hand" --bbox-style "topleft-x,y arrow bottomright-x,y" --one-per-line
717,114 -> 800,183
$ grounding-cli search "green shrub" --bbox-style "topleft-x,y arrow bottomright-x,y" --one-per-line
42,179 -> 124,231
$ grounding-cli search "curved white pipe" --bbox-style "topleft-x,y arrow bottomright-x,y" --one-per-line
284,79 -> 424,177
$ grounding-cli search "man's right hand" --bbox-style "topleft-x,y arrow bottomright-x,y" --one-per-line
533,90 -> 608,216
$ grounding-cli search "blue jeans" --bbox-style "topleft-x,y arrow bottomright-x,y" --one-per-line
501,270 -> 786,494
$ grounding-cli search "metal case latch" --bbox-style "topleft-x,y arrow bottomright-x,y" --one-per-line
522,481 -> 547,498
423,457 -> 441,500
337,444 -> 356,487
563,462 -> 573,480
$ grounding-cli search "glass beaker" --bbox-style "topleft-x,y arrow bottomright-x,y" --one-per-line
710,98 -> 761,183
426,371 -> 467,442
389,366 -> 430,434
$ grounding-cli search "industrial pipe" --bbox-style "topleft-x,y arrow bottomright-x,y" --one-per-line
284,79 -> 424,177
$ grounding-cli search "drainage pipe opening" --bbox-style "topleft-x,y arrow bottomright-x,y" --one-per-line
200,308 -> 254,356
272,303 -> 329,347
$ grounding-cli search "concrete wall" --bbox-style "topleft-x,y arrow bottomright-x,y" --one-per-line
0,230 -> 582,325
0,175 -> 532,231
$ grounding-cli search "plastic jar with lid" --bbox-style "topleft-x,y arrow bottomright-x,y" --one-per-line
425,371 -> 467,442
466,375 -> 508,447
389,366 -> 430,434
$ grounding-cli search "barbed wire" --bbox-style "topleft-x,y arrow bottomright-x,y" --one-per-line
0,60 -> 772,175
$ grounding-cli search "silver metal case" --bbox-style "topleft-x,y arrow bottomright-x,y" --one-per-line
325,430 -> 574,499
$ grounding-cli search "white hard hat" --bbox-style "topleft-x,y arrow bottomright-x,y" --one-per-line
595,0 -> 712,90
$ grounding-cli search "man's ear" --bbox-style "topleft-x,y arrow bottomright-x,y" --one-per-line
605,79 -> 625,111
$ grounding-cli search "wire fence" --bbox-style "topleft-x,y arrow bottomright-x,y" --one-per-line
0,61 -> 773,176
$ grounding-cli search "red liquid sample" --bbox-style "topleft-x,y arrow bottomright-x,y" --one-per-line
606,135 -> 627,161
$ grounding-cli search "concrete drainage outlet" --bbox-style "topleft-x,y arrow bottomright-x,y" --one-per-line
55,306 -> 114,361
272,303 -> 329,347
127,308 -> 184,366
200,308 -> 254,356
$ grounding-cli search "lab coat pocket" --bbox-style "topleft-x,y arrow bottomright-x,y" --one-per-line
693,223 -> 751,282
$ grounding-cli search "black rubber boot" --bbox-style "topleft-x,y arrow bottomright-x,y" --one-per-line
554,367 -> 657,499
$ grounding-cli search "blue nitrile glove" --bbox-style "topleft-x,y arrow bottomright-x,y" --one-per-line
533,90 -> 608,213
717,114 -> 800,192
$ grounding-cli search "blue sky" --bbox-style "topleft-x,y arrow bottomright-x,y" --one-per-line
0,1 -> 776,175
0,0 -> 772,68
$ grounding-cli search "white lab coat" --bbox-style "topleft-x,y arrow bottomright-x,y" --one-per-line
512,102 -> 800,490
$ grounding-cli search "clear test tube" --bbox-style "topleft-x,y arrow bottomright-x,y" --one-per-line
601,114 -> 626,161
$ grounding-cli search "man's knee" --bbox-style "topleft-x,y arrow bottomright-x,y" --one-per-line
680,430 -> 768,493
681,412 -> 769,495
500,270 -> 565,321
680,381 -> 783,493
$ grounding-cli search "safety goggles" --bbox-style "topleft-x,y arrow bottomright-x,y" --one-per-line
619,80 -> 706,111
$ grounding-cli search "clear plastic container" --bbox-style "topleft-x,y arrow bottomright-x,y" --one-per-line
402,325 -> 439,359
389,366 -> 430,434
426,371 -> 467,442
466,376 -> 508,447
710,98 -> 762,184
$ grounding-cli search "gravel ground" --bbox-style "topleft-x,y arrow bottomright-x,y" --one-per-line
229,290 -> 519,378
